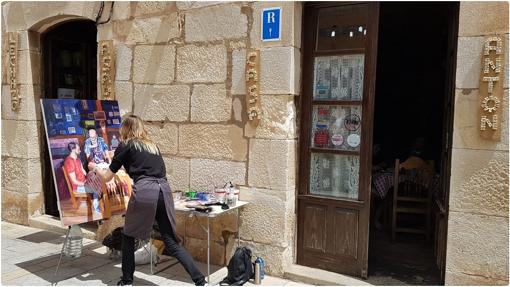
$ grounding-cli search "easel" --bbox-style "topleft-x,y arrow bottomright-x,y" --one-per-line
54,220 -> 104,277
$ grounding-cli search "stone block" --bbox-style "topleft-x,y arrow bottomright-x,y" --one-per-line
456,36 -> 508,89
179,124 -> 247,161
184,237 -> 225,266
2,2 -> 100,32
146,123 -> 178,155
238,187 -> 295,247
260,47 -> 300,95
97,22 -> 113,41
459,2 -> 509,37
130,1 -> 177,17
445,271 -> 508,286
2,85 -> 42,121
184,4 -> 247,42
190,158 -> 246,190
239,240 -> 291,275
231,49 -> 246,95
133,45 -> 175,84
176,44 -> 227,83
18,30 -> 40,52
163,156 -> 190,191
244,95 -> 296,139
250,1 -> 302,49
453,89 -> 508,151
446,211 -> 509,281
449,148 -> 508,217
248,139 -> 296,190
1,157 -> 43,194
113,14 -> 179,45
176,1 -> 222,10
2,34 -> 8,85
17,50 -> 41,85
133,84 -> 190,121
174,212 -> 186,239
1,191 -> 28,225
191,84 -> 231,122
232,97 -> 243,122
111,1 -> 131,21
115,81 -> 133,116
27,192 -> 43,218
1,120 -> 41,159
115,44 -> 132,81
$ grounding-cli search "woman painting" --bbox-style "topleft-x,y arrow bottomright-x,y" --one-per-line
94,115 -> 206,286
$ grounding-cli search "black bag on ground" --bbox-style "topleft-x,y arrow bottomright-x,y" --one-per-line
102,227 -> 124,251
102,227 -> 141,251
219,246 -> 254,286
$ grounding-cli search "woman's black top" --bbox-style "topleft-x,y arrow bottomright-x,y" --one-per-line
109,140 -> 166,182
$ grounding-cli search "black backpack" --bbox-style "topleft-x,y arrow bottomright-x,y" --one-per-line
220,247 -> 254,286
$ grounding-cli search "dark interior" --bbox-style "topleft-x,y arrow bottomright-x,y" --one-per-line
42,20 -> 97,217
368,3 -> 457,285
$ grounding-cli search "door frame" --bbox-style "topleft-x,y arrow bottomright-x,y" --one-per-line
296,2 -> 380,278
41,19 -> 98,217
436,2 -> 459,284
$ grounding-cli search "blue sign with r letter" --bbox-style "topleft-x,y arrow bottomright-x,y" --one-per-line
261,7 -> 281,41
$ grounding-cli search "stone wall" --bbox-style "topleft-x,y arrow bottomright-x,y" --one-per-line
1,1 -> 301,275
446,2 -> 509,285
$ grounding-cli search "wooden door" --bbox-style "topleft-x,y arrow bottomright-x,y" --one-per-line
297,2 -> 379,278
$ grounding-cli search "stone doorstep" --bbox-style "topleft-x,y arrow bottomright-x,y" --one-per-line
28,215 -> 98,240
284,264 -> 372,286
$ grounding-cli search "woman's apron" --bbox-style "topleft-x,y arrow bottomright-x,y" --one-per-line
123,176 -> 178,241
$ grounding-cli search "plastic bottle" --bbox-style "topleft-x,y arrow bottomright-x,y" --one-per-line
258,257 -> 265,279
254,261 -> 261,285
64,225 -> 83,258
226,182 -> 236,207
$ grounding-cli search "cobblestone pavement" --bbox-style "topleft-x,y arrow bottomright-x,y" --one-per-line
1,221 -> 305,286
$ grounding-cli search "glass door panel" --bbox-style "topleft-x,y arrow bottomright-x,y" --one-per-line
313,54 -> 364,101
316,4 -> 369,51
310,153 -> 360,199
311,105 -> 362,151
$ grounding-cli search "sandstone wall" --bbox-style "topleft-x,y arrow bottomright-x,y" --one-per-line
446,2 -> 509,285
1,1 -> 301,275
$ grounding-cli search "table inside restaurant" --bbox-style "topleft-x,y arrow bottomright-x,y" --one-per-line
372,169 -> 440,199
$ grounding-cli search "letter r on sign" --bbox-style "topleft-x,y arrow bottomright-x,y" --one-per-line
267,12 -> 275,23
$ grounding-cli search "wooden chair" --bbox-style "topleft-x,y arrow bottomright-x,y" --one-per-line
62,166 -> 93,217
391,156 -> 434,242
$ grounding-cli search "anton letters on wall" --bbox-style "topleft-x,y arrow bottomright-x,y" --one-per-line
246,49 -> 262,126
99,40 -> 115,100
479,36 -> 505,140
8,32 -> 20,111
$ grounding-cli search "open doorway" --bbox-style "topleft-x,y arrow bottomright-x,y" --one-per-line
41,20 -> 97,217
368,3 -> 458,285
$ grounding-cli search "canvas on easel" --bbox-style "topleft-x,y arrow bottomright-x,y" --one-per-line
41,99 -> 132,226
